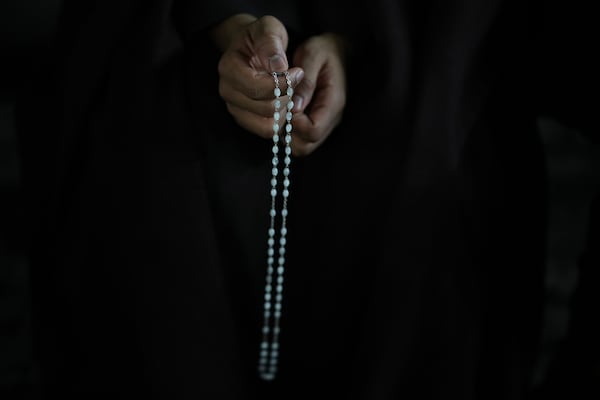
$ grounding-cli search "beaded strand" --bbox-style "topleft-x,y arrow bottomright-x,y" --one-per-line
258,71 -> 294,381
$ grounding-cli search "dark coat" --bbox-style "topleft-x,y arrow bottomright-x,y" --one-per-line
15,0 -> 597,398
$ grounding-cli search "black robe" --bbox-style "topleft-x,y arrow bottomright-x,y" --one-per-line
14,0 -> 597,398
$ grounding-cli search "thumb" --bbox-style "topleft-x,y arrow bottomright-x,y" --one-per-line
291,50 -> 322,113
248,15 -> 289,73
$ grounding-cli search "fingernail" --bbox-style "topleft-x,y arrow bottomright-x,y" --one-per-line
268,55 -> 286,72
293,96 -> 303,112
294,70 -> 304,86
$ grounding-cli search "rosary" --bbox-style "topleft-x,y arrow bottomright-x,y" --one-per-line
258,71 -> 294,381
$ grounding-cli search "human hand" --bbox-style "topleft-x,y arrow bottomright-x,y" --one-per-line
289,33 -> 347,156
211,14 -> 304,142
212,15 -> 347,156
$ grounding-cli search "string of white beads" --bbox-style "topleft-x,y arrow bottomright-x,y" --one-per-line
258,71 -> 293,381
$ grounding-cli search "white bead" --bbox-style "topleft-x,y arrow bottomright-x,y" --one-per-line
274,111 -> 280,121
271,167 -> 278,176
285,147 -> 291,155
274,303 -> 282,310
285,124 -> 292,133
271,178 -> 277,187
278,256 -> 285,264
270,209 -> 276,217
274,87 -> 281,97
272,343 -> 279,350
264,302 -> 271,309
283,178 -> 289,187
273,327 -> 280,334
265,293 -> 271,301
261,342 -> 269,349
285,134 -> 292,143
278,247 -> 285,255
264,311 -> 270,318
268,248 -> 274,256
283,189 -> 289,198
276,285 -> 283,292
276,294 -> 282,302
277,267 -> 284,274
273,134 -> 279,143
262,326 -> 269,334
286,111 -> 292,121
284,156 -> 291,165
277,276 -> 284,284
273,123 -> 279,133
268,239 -> 274,247
271,188 -> 277,197
287,101 -> 294,110
272,157 -> 278,165
287,87 -> 294,96
281,209 -> 288,217
280,227 -> 287,236
274,311 -> 281,318
283,168 -> 290,176
274,99 -> 281,109
280,238 -> 287,246
272,146 -> 278,154
268,256 -> 274,264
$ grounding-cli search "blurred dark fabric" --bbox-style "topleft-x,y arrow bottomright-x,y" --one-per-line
0,0 -> 598,398
0,1 -> 63,397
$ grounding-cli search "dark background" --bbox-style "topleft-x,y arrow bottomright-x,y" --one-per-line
1,0 -> 599,396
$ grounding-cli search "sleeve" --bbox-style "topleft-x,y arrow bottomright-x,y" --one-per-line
530,193 -> 600,399
171,1 -> 307,61
529,3 -> 600,398
534,0 -> 598,142
172,0 -> 262,39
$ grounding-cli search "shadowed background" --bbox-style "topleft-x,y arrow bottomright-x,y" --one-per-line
1,1 -> 598,397
1,0 -> 62,396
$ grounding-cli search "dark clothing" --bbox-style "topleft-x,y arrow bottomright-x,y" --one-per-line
15,0 -> 596,399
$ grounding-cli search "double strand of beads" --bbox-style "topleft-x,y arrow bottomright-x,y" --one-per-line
258,71 -> 294,381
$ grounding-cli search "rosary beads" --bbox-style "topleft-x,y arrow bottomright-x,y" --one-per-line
258,71 -> 294,381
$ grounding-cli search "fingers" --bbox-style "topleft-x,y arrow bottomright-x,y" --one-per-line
287,35 -> 347,155
217,20 -> 347,155
218,57 -> 304,113
291,50 -> 320,114
226,103 -> 273,139
246,15 -> 289,72
226,97 -> 294,139
227,97 -> 334,157
217,15 -> 304,119
295,66 -> 346,140
290,94 -> 343,156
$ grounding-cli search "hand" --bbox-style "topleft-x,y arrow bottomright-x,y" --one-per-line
211,14 -> 304,142
212,15 -> 347,156
289,33 -> 347,156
